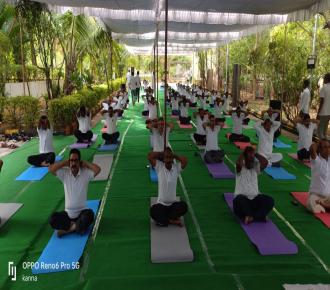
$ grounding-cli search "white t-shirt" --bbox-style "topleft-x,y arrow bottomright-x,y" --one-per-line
104,112 -> 118,134
199,97 -> 207,110
129,76 -> 137,90
222,96 -> 231,112
143,97 -> 149,111
205,126 -> 220,151
190,93 -> 197,103
171,97 -> 179,110
152,127 -> 170,152
155,160 -> 182,206
254,121 -> 281,157
296,123 -> 317,150
37,127 -> 54,154
309,155 -> 330,197
77,116 -> 91,133
148,103 -> 157,119
234,162 -> 261,199
299,88 -> 311,114
180,103 -> 189,117
196,115 -> 208,135
135,75 -> 141,88
319,83 -> 330,116
232,112 -> 245,135
114,96 -> 123,110
264,112 -> 279,121
214,103 -> 224,118
56,167 -> 95,218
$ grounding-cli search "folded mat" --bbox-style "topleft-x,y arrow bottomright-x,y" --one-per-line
97,141 -> 120,152
70,134 -> 97,149
176,120 -> 192,129
32,199 -> 100,274
92,154 -> 113,181
291,192 -> 330,228
190,134 -> 205,150
150,166 -> 158,183
224,193 -> 298,255
288,153 -> 311,168
150,197 -> 194,263
264,166 -> 296,180
283,284 -> 330,290
16,156 -> 63,181
273,139 -> 291,148
0,203 -> 23,228
200,153 -> 235,179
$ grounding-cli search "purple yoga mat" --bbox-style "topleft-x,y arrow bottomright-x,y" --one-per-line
70,134 -> 97,149
224,193 -> 298,255
200,153 -> 235,179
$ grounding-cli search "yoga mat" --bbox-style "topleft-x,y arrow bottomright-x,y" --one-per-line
93,154 -> 113,181
101,127 -> 107,133
97,141 -> 120,152
0,203 -> 23,228
70,134 -> 97,149
291,192 -> 330,228
150,166 -> 158,183
224,193 -> 298,255
288,153 -> 311,168
234,142 -> 255,150
190,134 -> 205,150
32,199 -> 100,274
150,197 -> 194,263
274,140 -> 291,148
200,153 -> 235,179
176,120 -> 192,129
16,156 -> 63,181
171,115 -> 179,119
264,167 -> 296,180
283,284 -> 330,290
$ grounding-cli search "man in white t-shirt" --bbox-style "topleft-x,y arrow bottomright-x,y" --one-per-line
294,114 -> 318,160
214,98 -> 226,123
203,115 -> 225,163
308,140 -> 330,213
254,119 -> 282,166
150,119 -> 173,152
49,148 -> 101,236
171,94 -> 180,115
75,106 -> 93,143
229,107 -> 250,142
179,97 -> 191,124
148,97 -> 158,120
262,107 -> 281,141
148,148 -> 188,226
298,79 -> 311,115
101,107 -> 120,144
193,109 -> 209,145
233,146 -> 274,224
317,73 -> 330,139
129,71 -> 137,105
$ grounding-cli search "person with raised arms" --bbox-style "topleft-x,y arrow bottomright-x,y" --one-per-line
49,148 -> 101,237
74,106 -> 93,143
233,146 -> 274,224
148,97 -> 158,120
150,118 -> 173,153
193,109 -> 209,145
179,97 -> 191,125
101,106 -> 120,145
229,107 -> 250,142
214,97 -> 226,123
27,115 -> 56,167
148,147 -> 188,227
262,107 -> 281,141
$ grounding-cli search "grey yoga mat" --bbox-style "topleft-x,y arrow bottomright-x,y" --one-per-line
150,197 -> 194,263
92,154 -> 113,181
0,203 -> 23,228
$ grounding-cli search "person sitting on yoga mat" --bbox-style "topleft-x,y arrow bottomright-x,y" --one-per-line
198,94 -> 208,110
142,94 -> 151,116
233,146 -> 274,224
294,114 -> 318,161
74,106 -> 93,143
148,97 -> 158,120
214,97 -> 226,123
262,107 -> 281,141
151,119 -> 173,153
193,109 -> 209,145
148,148 -> 188,227
189,90 -> 197,107
229,107 -> 250,143
203,115 -> 225,163
171,94 -> 180,116
222,92 -> 231,114
49,148 -> 101,237
179,97 -> 191,125
254,118 -> 282,166
27,115 -> 56,167
238,100 -> 250,125
307,140 -> 330,213
101,107 -> 120,145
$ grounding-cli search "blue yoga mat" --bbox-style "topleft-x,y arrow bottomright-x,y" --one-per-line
150,167 -> 158,183
97,141 -> 120,152
32,200 -> 100,274
16,156 -> 63,181
264,167 -> 296,180
273,140 -> 291,148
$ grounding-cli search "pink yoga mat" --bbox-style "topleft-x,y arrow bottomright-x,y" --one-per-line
176,120 -> 192,129
291,192 -> 330,228
234,142 -> 255,150
225,193 -> 298,255
288,154 -> 311,168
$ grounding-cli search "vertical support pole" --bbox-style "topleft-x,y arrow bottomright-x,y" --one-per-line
163,0 -> 168,151
225,44 -> 229,92
232,64 -> 241,107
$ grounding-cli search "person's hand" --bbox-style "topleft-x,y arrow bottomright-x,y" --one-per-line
80,160 -> 87,168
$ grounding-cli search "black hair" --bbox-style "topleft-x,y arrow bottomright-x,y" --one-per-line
324,73 -> 330,84
303,113 -> 311,121
303,79 -> 310,88
69,148 -> 81,160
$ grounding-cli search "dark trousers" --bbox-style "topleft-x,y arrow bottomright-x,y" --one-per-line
233,194 -> 274,221
74,130 -> 93,143
142,110 -> 149,116
274,129 -> 281,141
179,116 -> 191,124
172,110 -> 180,116
229,133 -> 250,142
49,209 -> 94,234
215,117 -> 226,123
27,152 -> 56,167
135,87 -> 140,102
243,118 -> 250,125
204,150 -> 225,163
297,148 -> 310,160
193,133 -> 206,145
102,131 -> 120,144
150,201 -> 188,226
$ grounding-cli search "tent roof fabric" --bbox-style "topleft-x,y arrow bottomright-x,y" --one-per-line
28,0 -> 330,53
